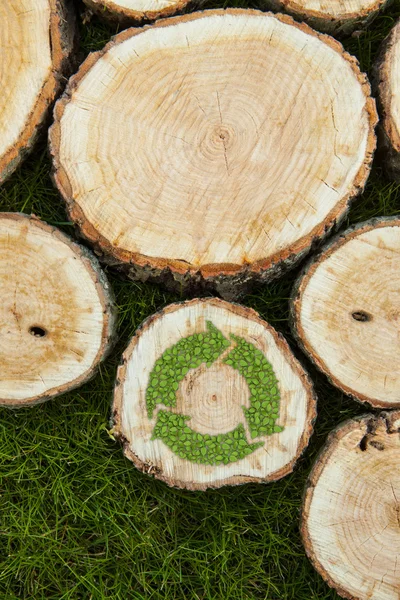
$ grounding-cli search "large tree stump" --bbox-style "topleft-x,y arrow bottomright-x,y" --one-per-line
258,0 -> 390,36
302,411 -> 400,600
50,9 -> 377,300
0,213 -> 116,407
112,298 -> 316,490
291,217 -> 400,409
374,19 -> 400,180
82,0 -> 203,25
0,0 -> 75,185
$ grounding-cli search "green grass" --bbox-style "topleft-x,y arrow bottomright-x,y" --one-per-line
0,0 -> 400,597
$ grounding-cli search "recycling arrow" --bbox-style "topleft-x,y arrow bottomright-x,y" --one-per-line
146,321 -> 283,466
146,321 -> 230,418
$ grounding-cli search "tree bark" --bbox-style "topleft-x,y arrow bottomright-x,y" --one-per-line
373,19 -> 400,180
258,0 -> 391,36
302,410 -> 400,600
112,297 -> 316,490
82,0 -> 205,25
49,9 -> 377,300
0,0 -> 75,185
0,213 -> 117,407
291,216 -> 400,409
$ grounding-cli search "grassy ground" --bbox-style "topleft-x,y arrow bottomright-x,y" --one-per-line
1,1 -> 400,598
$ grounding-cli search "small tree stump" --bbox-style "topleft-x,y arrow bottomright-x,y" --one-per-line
302,411 -> 400,600
374,20 -> 400,180
0,0 -> 75,185
50,9 -> 377,300
82,0 -> 202,25
291,217 -> 400,409
258,0 -> 389,36
112,298 -> 316,490
0,213 -> 116,407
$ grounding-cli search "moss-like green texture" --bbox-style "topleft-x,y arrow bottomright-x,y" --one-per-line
146,321 -> 231,418
224,335 -> 282,438
152,412 -> 263,464
147,322 -> 283,463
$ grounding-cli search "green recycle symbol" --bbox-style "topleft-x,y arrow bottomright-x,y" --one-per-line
146,321 -> 284,466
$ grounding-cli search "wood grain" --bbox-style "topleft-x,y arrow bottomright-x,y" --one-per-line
291,217 -> 400,408
112,298 -> 316,490
0,213 -> 116,407
50,9 -> 377,299
302,411 -> 400,600
259,0 -> 390,35
0,0 -> 75,185
82,0 -> 205,25
374,19 -> 400,180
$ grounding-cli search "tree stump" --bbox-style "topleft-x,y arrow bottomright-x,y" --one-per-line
291,217 -> 400,409
0,0 -> 75,185
82,0 -> 203,25
0,213 -> 116,407
112,298 -> 316,490
50,9 -> 377,300
258,0 -> 389,36
374,19 -> 400,180
302,410 -> 400,600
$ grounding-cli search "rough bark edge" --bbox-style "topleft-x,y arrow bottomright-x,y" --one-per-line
49,8 -> 377,300
258,0 -> 391,36
290,215 -> 400,409
0,213 -> 118,409
111,297 -> 317,491
301,410 -> 400,600
373,18 -> 400,180
82,0 -> 207,26
0,0 -> 76,186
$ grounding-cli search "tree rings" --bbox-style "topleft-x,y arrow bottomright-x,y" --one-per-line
374,19 -> 400,180
0,0 -> 74,184
0,213 -> 116,407
302,411 -> 400,600
259,0 -> 390,36
50,9 -> 377,299
292,217 -> 400,408
82,0 -> 203,25
112,298 -> 316,490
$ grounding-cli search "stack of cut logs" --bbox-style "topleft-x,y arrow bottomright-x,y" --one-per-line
2,0 -> 400,597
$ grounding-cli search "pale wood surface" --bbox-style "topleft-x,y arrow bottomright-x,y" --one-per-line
82,0 -> 198,24
285,0 -> 382,16
302,411 -> 400,600
375,19 -> 400,179
50,9 -> 377,298
112,298 -> 316,490
0,214 -> 116,407
292,217 -> 400,408
0,0 -> 74,184
260,0 -> 389,35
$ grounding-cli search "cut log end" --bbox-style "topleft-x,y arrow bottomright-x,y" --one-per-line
0,0 -> 75,185
302,411 -> 400,600
50,9 -> 377,299
82,0 -> 202,25
112,298 -> 316,490
374,19 -> 400,180
291,217 -> 400,409
259,0 -> 389,35
0,213 -> 116,408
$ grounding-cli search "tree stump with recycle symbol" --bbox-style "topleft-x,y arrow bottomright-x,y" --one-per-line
112,298 -> 316,490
